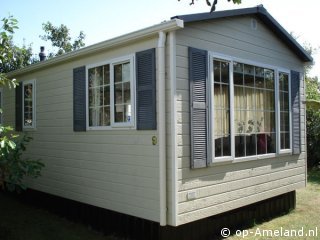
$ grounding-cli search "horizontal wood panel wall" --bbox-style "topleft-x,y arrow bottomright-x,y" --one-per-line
3,38 -> 162,222
175,16 -> 306,225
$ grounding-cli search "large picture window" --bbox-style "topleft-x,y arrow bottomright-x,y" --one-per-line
87,56 -> 134,129
211,56 -> 291,160
23,80 -> 36,129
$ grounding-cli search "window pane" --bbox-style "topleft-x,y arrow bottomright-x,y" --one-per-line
267,133 -> 276,153
223,136 -> 231,156
215,138 -> 222,157
257,133 -> 267,154
244,64 -> 254,87
24,83 -> 33,127
265,90 -> 275,110
103,106 -> 110,126
104,65 -> 110,85
246,135 -> 256,156
214,59 -> 231,158
214,84 -> 221,108
125,104 -> 132,122
244,88 -> 255,110
264,111 -> 275,132
214,61 -> 221,83
115,83 -> 123,104
234,73 -> 243,85
114,64 -> 122,83
88,64 -> 111,127
255,89 -> 264,110
234,86 -> 245,109
221,62 -> 229,83
89,107 -> 103,127
265,69 -> 274,89
104,86 -> 110,105
235,135 -> 245,157
281,133 -> 290,149
280,112 -> 289,132
115,105 -> 124,122
123,82 -> 131,104
122,63 -> 130,83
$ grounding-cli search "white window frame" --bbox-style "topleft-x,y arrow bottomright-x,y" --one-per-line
22,79 -> 36,129
209,52 -> 292,163
86,54 -> 135,130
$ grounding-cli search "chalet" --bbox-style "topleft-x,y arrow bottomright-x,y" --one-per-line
3,5 -> 312,240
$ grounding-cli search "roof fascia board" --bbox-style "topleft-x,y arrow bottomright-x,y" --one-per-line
8,19 -> 184,78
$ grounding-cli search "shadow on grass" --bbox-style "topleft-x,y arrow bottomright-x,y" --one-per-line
307,167 -> 320,184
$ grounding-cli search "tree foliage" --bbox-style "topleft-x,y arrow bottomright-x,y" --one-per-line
0,16 -> 44,192
0,16 -> 34,75
40,22 -> 85,57
178,0 -> 242,12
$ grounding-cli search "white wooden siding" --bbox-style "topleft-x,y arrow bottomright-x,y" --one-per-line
175,16 -> 307,225
4,37 -> 161,222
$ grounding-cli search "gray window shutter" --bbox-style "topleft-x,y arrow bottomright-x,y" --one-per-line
291,70 -> 301,154
15,84 -> 23,132
73,66 -> 86,132
136,48 -> 156,130
189,47 -> 209,168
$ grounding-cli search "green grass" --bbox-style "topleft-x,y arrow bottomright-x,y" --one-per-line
0,193 -> 119,240
226,168 -> 320,240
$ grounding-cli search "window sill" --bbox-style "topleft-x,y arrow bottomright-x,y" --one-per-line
87,126 -> 136,131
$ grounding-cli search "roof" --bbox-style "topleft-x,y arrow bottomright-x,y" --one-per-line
172,5 -> 313,63
8,19 -> 184,77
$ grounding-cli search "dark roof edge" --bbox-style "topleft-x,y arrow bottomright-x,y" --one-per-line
172,6 -> 313,63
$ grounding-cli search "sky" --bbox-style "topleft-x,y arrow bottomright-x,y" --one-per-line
1,0 -> 319,77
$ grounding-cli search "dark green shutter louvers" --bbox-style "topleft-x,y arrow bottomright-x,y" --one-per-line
15,84 -> 23,132
189,47 -> 209,168
73,66 -> 86,132
291,70 -> 301,154
136,48 -> 156,130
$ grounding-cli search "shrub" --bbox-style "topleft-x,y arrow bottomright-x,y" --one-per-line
306,108 -> 320,168
0,126 -> 44,192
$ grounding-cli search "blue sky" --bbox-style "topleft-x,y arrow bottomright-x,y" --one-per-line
1,0 -> 319,77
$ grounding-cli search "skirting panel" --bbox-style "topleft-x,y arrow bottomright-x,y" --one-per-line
18,189 -> 295,240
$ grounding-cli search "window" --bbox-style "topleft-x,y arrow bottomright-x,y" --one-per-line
23,80 -> 36,129
211,56 -> 291,160
87,56 -> 134,129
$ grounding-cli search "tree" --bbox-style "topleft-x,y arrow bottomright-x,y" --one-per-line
178,0 -> 242,12
40,22 -> 85,58
0,16 -> 44,192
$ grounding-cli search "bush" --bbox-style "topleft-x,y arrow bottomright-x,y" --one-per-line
306,108 -> 320,168
0,126 -> 44,192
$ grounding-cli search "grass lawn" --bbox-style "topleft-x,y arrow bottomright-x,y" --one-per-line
227,168 -> 320,240
0,169 -> 319,240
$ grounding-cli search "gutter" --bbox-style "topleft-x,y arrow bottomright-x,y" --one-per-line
158,31 -> 167,226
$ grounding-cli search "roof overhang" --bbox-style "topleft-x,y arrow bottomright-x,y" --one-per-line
8,18 -> 184,78
172,5 -> 313,63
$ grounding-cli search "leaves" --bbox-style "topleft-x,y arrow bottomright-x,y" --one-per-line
179,0 -> 242,12
0,131 -> 44,193
40,22 -> 85,57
